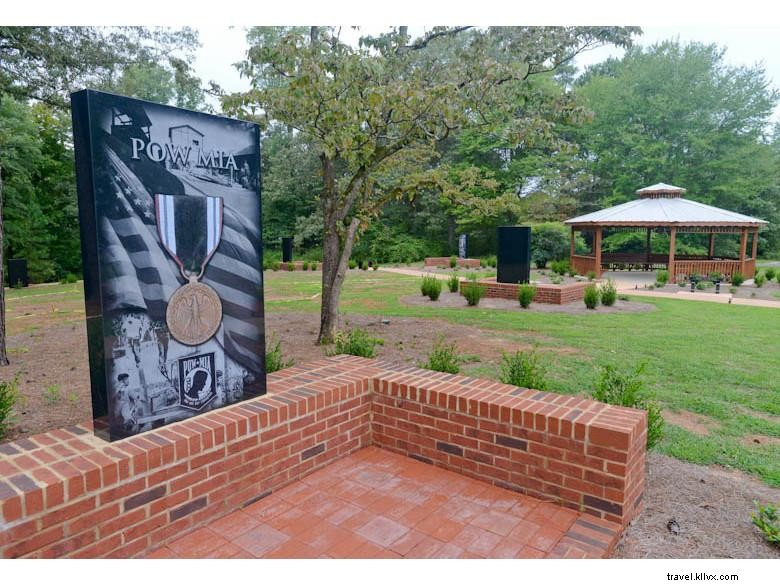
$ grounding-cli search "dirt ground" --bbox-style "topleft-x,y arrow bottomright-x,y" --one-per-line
1,306 -> 778,559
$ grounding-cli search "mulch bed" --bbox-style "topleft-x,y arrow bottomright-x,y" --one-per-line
401,290 -> 656,314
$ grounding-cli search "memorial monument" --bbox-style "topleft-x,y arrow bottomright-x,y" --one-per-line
71,90 -> 266,441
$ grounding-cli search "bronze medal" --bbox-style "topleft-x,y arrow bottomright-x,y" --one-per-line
165,277 -> 222,346
155,193 -> 225,346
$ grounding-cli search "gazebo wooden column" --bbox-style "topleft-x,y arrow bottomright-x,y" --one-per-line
739,228 -> 748,275
668,227 -> 677,283
570,226 -> 575,259
594,227 -> 603,277
751,228 -> 759,260
646,228 -> 652,265
708,233 -> 715,259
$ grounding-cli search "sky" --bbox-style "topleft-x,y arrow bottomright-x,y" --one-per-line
193,25 -> 780,123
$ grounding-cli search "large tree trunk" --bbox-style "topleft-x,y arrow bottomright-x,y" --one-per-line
0,167 -> 9,366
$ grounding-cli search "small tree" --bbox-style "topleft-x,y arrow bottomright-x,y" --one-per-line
532,223 -> 570,268
227,26 -> 638,343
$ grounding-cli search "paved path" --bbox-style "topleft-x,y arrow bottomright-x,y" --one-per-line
146,447 -> 619,559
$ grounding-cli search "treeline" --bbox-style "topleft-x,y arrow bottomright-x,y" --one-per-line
3,33 -> 780,283
263,40 -> 780,264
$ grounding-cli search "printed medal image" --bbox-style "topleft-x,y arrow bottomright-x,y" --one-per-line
155,193 -> 224,345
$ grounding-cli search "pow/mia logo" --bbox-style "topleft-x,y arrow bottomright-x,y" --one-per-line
178,352 -> 217,411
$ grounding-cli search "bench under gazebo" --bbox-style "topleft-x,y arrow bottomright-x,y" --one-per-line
565,183 -> 768,283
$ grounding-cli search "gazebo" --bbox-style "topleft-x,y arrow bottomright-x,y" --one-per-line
564,183 -> 768,283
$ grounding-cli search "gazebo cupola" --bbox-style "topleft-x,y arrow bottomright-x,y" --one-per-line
565,183 -> 768,282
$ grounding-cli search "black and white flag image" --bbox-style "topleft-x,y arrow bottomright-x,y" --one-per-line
72,90 -> 266,441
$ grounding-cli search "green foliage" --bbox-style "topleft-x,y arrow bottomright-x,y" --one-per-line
486,256 -> 497,268
583,284 -> 600,309
586,270 -> 597,281
518,283 -> 536,308
447,273 -> 460,293
43,384 -> 61,404
729,286 -> 738,294
764,267 -> 776,281
348,259 -> 357,269
599,279 -> 617,306
549,274 -> 563,285
59,273 -> 78,284
286,262 -> 295,272
330,327 -> 384,359
709,271 -> 722,282
754,272 -> 766,287
265,336 -> 295,373
532,223 -> 569,269
618,294 -> 630,301
462,274 -> 485,306
0,377 -> 18,440
422,336 -> 461,374
731,272 -> 745,286
301,261 -> 309,271
656,270 -> 669,285
449,256 -> 457,268
360,260 -> 369,271
550,259 -> 570,276
576,40 -> 780,254
271,261 -> 280,271
499,349 -> 548,391
591,364 -> 664,449
751,501 -> 780,546
421,275 -> 442,301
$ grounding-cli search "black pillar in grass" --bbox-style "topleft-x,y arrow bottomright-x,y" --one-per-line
281,237 -> 294,263
7,259 -> 29,287
497,226 -> 531,284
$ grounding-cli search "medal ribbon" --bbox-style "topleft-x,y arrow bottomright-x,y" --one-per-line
155,194 -> 224,281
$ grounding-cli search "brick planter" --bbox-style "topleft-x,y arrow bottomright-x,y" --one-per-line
0,356 -> 645,558
461,278 -> 588,305
424,257 -> 482,269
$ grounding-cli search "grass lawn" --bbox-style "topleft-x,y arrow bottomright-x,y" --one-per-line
6,272 -> 779,486
264,269 -> 780,486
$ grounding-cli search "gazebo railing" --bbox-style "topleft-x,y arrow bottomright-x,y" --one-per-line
571,254 -> 598,276
673,259 -> 755,280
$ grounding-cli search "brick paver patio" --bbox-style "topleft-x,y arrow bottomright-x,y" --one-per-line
146,447 -> 621,559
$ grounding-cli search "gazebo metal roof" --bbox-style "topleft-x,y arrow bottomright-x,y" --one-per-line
565,184 -> 768,227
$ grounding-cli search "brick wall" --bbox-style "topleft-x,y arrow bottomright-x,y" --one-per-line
1,356 -> 646,558
424,257 -> 482,269
460,279 -> 588,305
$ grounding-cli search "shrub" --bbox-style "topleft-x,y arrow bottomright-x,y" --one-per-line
678,281 -> 686,288
449,256 -> 457,268
422,275 -> 442,301
271,261 -> 280,271
0,377 -> 18,440
487,256 -> 497,268
371,261 -> 379,271
60,273 -> 79,284
618,294 -> 630,301
286,262 -> 295,272
729,286 -> 738,294
499,350 -> 548,390
447,273 -> 460,293
709,271 -> 722,282
480,258 -> 487,268
311,262 -> 318,271
422,336 -> 460,374
583,284 -> 600,309
348,259 -> 357,269
550,260 -> 570,276
518,283 -> 536,308
586,270 -> 597,281
331,327 -> 384,358
599,279 -> 617,306
360,260 -> 369,270
549,274 -> 563,285
590,363 -> 664,449
656,270 -> 669,285
567,268 -> 577,277
462,274 -> 485,306
764,267 -> 776,281
751,501 -> 780,546
696,281 -> 708,290
302,261 -> 309,271
531,223 -> 569,269
731,272 -> 744,286
754,272 -> 766,287
265,336 -> 295,373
